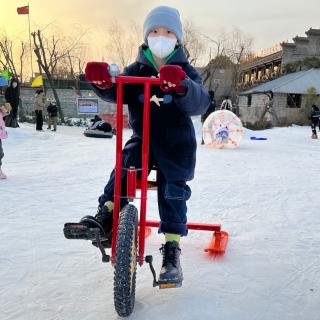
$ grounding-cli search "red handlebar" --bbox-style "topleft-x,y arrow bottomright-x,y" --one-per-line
114,75 -> 161,85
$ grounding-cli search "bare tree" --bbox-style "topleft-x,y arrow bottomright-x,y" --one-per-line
194,27 -> 253,112
226,28 -> 253,114
226,28 -> 253,100
50,27 -> 90,96
196,34 -> 228,96
31,27 -> 88,121
0,35 -> 30,83
105,21 -> 141,70
183,20 -> 206,66
0,36 -> 19,79
32,30 -> 64,120
66,48 -> 88,96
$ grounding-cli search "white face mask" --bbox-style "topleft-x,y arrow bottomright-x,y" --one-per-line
12,82 -> 17,88
147,36 -> 176,59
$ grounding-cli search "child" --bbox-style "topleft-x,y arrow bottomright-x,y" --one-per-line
33,89 -> 45,131
47,100 -> 58,131
0,103 -> 12,179
66,6 -> 210,286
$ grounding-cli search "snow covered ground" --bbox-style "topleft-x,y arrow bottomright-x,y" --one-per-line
0,120 -> 319,320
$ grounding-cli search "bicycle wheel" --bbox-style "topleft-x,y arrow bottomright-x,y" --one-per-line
114,204 -> 138,317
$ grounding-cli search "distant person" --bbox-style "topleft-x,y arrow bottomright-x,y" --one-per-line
90,115 -> 102,125
0,102 -> 12,179
89,115 -> 113,132
220,96 -> 233,111
4,78 -> 20,128
201,90 -> 216,144
47,100 -> 58,131
310,104 -> 320,139
33,89 -> 45,131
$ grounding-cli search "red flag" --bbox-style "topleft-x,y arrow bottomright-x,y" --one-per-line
17,5 -> 29,15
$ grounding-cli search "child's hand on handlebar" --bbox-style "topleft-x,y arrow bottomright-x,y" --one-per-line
159,65 -> 186,93
85,62 -> 113,89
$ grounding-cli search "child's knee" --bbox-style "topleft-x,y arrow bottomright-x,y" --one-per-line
164,181 -> 191,201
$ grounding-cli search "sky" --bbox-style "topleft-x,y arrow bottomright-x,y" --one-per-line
1,0 -> 320,73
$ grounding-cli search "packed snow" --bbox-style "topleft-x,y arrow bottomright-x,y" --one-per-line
0,120 -> 319,320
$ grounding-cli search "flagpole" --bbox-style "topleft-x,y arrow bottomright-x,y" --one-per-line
27,3 -> 33,78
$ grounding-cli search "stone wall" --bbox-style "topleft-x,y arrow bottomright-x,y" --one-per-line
19,87 -> 128,118
239,93 -> 313,127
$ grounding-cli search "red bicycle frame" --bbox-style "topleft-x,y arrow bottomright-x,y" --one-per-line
111,76 -> 228,265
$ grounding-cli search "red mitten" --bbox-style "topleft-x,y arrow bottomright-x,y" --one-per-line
159,65 -> 186,92
85,62 -> 113,89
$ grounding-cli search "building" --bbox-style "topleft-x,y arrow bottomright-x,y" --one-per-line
238,28 -> 320,91
197,56 -> 235,105
203,67 -> 234,104
238,68 -> 320,127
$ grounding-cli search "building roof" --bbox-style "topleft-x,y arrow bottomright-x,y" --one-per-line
242,68 -> 320,95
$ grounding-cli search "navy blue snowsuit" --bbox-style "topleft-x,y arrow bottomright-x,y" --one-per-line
92,45 -> 210,235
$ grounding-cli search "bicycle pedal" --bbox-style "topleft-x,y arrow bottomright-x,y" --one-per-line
63,222 -> 100,240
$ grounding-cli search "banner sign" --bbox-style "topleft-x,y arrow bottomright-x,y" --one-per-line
77,98 -> 99,114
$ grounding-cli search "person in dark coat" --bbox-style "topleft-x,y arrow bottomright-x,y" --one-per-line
4,78 -> 20,128
47,100 -> 58,131
33,89 -> 45,131
201,90 -> 216,144
67,6 -> 210,285
310,104 -> 320,138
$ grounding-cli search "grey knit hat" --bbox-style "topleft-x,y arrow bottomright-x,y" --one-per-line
143,6 -> 183,44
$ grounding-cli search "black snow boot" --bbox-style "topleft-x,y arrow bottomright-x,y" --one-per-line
158,241 -> 183,288
63,202 -> 113,248
81,202 -> 113,247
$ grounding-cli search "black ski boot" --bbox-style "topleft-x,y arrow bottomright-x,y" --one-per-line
158,241 -> 183,289
63,202 -> 113,248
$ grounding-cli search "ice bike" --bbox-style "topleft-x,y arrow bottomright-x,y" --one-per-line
64,74 -> 228,317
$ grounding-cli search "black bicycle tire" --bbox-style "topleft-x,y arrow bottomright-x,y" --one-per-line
113,204 -> 138,317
